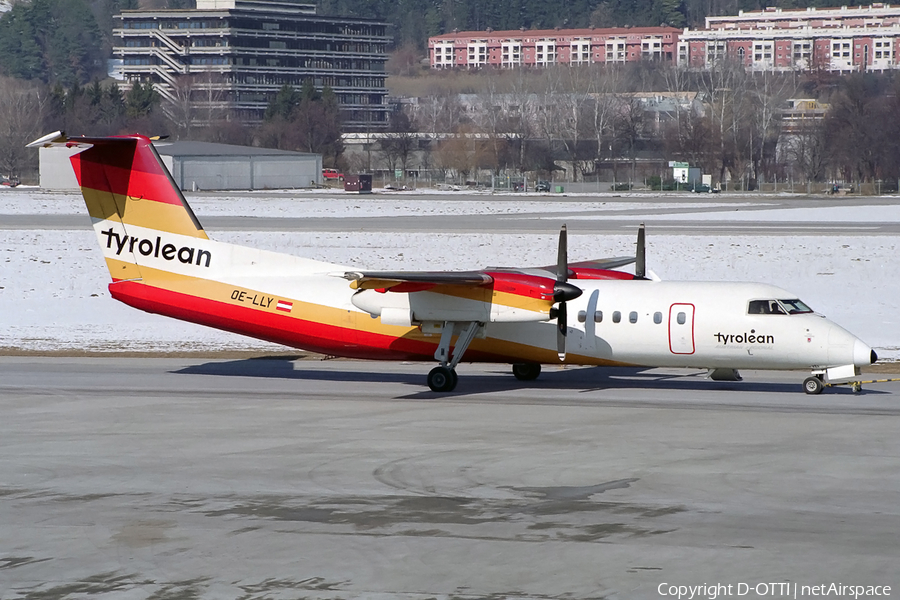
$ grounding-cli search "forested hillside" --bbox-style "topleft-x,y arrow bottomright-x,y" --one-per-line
318,0 -> 855,47
0,0 -> 865,85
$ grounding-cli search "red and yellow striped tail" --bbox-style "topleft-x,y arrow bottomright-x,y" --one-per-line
70,134 -> 207,240
30,132 -> 209,282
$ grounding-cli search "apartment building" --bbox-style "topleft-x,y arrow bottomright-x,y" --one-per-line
115,0 -> 390,130
429,26 -> 680,69
679,3 -> 900,72
431,4 -> 900,73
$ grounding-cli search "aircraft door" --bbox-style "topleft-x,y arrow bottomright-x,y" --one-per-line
668,303 -> 695,354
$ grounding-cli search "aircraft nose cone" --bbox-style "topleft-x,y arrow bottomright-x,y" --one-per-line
854,339 -> 876,366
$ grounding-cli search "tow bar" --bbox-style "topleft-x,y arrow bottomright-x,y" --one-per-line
826,377 -> 900,393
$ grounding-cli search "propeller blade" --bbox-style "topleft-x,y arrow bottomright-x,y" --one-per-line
557,224 -> 568,282
635,223 -> 646,279
554,225 -> 578,361
557,301 -> 567,361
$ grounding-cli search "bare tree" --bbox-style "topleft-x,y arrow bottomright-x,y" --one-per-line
588,64 -> 622,177
534,66 -> 564,175
697,58 -> 750,185
169,75 -> 197,139
782,119 -> 830,183
433,133 -> 473,182
169,70 -> 230,139
823,75 -> 885,185
557,66 -> 595,181
412,95 -> 446,136
0,77 -> 46,180
380,108 -> 418,176
663,106 -> 714,173
506,69 -> 538,172
746,70 -> 797,183
614,93 -> 645,186
473,76 -> 513,174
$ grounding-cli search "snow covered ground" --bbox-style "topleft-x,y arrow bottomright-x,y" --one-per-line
1,189 -> 898,360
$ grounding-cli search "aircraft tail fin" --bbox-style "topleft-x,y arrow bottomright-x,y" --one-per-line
29,132 -> 208,281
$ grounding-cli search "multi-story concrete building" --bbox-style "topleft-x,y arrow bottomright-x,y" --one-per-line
429,26 -> 681,69
430,4 -> 900,73
115,0 -> 390,130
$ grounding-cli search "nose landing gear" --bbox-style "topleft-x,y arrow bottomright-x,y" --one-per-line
803,375 -> 825,395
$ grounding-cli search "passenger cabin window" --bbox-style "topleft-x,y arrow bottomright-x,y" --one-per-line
653,311 -> 662,324
676,312 -> 686,325
577,310 -> 587,323
594,310 -> 603,323
612,311 -> 621,323
629,311 -> 638,323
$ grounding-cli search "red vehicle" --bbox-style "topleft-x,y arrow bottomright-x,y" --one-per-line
322,168 -> 344,181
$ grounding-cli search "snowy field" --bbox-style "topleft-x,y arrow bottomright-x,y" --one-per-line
1,189 -> 898,360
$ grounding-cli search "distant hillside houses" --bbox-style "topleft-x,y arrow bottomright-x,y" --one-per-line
430,3 -> 900,73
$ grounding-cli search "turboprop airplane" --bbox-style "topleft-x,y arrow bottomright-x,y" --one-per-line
29,131 -> 877,394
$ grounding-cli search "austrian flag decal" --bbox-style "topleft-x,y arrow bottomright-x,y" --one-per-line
276,300 -> 293,313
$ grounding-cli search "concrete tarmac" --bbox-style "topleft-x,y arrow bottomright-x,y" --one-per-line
1,356 -> 899,599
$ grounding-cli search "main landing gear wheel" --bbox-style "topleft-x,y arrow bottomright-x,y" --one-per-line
803,376 -> 825,395
428,366 -> 457,392
512,363 -> 542,381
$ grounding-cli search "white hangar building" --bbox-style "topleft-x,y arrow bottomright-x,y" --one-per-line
40,140 -> 322,191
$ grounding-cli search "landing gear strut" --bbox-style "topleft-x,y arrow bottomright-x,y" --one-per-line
427,321 -> 483,392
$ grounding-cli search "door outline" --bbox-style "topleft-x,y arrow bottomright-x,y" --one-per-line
668,303 -> 695,355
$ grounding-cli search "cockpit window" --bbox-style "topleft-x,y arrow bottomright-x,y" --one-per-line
748,299 -> 786,315
779,299 -> 814,314
748,299 -> 814,315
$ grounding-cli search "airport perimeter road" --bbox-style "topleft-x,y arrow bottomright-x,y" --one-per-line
1,357 -> 899,599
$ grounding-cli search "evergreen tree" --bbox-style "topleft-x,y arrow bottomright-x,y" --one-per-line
99,82 -> 126,129
300,79 -> 321,103
125,81 -> 160,118
0,0 -> 105,85
259,82 -> 343,163
88,79 -> 104,107
264,84 -> 301,121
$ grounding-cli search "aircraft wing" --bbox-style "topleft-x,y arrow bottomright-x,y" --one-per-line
567,256 -> 635,271
489,256 -> 635,277
343,270 -> 493,291
344,254 -> 636,291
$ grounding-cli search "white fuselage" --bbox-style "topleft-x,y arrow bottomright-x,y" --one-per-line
98,230 -> 872,373
490,280 -> 870,371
